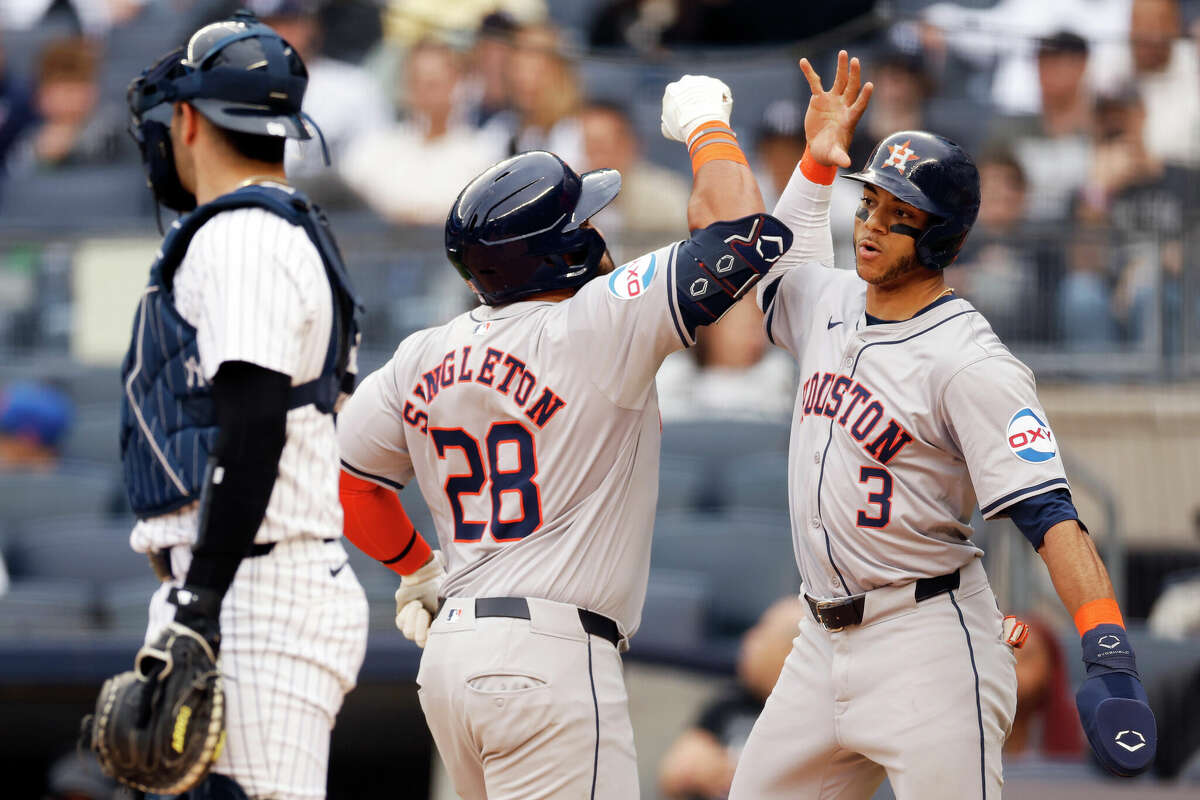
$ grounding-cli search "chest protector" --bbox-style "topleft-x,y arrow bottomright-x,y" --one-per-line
120,184 -> 361,518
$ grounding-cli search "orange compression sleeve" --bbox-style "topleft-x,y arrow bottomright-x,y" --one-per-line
339,469 -> 433,576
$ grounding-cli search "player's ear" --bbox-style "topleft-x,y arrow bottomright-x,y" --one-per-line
177,102 -> 200,147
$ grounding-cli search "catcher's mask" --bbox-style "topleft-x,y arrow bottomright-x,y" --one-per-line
126,10 -> 326,212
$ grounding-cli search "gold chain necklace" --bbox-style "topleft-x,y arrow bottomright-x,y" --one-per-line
235,174 -> 290,189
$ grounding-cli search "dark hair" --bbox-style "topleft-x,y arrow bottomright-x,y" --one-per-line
1038,30 -> 1089,57
214,125 -> 286,164
979,146 -> 1027,192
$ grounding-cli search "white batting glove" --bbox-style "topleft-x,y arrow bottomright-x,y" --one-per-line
394,551 -> 446,648
661,74 -> 734,143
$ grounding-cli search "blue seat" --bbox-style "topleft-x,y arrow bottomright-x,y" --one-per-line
726,451 -> 790,514
0,463 -> 120,528
6,514 -> 143,584
636,568 -> 709,652
101,574 -> 160,634
60,405 -> 121,465
652,509 -> 797,635
657,454 -> 708,513
0,578 -> 98,637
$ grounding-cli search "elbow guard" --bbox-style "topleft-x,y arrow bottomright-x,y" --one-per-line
674,213 -> 792,337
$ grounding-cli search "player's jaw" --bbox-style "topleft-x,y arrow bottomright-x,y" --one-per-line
853,187 -> 931,288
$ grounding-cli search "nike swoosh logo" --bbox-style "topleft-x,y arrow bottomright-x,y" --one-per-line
827,317 -> 843,330
329,561 -> 349,578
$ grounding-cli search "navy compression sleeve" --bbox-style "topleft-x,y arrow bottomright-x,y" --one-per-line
1008,488 -> 1082,549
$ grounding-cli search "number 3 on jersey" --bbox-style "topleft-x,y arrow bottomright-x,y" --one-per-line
857,466 -> 893,528
431,422 -> 543,542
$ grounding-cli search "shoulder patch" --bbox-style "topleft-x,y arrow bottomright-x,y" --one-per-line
607,253 -> 657,300
1006,407 -> 1057,463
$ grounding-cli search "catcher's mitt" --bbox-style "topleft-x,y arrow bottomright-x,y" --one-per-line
82,622 -> 225,794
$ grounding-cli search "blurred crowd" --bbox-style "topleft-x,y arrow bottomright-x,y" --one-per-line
1,1 -> 1199,395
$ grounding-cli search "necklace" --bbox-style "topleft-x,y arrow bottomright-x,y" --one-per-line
934,287 -> 955,301
235,174 -> 289,189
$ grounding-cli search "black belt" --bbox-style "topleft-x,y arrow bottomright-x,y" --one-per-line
457,597 -> 622,648
149,538 -> 337,582
805,569 -> 961,632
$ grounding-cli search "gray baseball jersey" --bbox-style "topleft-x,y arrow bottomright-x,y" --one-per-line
338,242 -> 695,636
758,220 -> 1069,599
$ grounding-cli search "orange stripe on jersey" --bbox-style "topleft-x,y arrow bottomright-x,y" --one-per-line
340,469 -> 432,576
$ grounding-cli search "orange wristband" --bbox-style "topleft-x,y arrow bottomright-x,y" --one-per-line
1074,597 -> 1125,636
687,120 -> 749,175
800,146 -> 838,185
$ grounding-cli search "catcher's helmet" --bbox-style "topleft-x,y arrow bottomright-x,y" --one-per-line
446,151 -> 621,305
844,130 -> 980,270
127,11 -> 319,211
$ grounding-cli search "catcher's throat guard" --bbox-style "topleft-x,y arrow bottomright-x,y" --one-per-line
82,622 -> 225,794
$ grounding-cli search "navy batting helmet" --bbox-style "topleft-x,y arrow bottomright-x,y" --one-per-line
845,131 -> 980,270
446,151 -> 621,305
127,11 -> 318,211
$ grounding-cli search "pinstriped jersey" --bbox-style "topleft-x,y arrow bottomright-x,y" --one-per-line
759,197 -> 1068,600
338,242 -> 694,636
130,207 -> 344,553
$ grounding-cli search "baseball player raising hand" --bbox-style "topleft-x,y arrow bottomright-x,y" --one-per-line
336,76 -> 791,798
727,52 -> 1157,800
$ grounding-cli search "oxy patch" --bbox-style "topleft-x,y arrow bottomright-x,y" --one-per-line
1006,407 -> 1056,463
607,253 -> 657,299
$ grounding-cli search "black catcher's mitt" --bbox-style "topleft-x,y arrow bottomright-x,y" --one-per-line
82,622 -> 225,794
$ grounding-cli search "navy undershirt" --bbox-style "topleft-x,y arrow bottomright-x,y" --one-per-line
864,292 -> 959,325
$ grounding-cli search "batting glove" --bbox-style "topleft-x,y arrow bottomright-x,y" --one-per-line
1075,624 -> 1157,776
394,551 -> 445,648
661,74 -> 733,143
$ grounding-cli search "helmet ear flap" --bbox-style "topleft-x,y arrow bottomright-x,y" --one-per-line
916,217 -> 968,270
139,120 -> 197,213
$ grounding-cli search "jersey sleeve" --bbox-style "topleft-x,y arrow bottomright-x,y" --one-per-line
181,209 -> 322,382
940,354 -> 1070,519
336,356 -> 415,489
568,242 -> 692,409
756,157 -> 845,357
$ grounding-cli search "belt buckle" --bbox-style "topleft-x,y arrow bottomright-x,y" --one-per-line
815,599 -> 847,632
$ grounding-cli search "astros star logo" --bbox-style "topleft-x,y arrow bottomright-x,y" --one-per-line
882,140 -> 919,173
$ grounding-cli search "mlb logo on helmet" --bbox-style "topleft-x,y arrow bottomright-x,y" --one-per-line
608,253 -> 657,300
1006,407 -> 1056,463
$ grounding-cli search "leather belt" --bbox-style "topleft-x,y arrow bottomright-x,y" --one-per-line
149,538 -> 337,582
466,597 -> 622,648
805,569 -> 962,632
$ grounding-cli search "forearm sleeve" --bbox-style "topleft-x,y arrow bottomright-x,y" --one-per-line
184,361 -> 289,598
770,152 -> 836,270
339,469 -> 433,576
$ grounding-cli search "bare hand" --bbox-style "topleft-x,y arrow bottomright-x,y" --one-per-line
799,50 -> 873,169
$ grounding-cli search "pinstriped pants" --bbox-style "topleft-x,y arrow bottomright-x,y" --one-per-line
146,538 -> 369,800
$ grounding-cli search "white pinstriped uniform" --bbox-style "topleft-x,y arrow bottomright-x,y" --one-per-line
131,205 -> 369,800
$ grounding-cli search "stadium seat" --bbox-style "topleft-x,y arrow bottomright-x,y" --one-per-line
0,463 -> 121,528
101,574 -> 160,635
0,578 -> 99,637
657,454 -> 708,513
661,419 -> 790,463
60,405 -> 121,464
726,451 -> 790,514
652,508 -> 798,636
635,568 -> 710,653
0,166 -> 152,230
5,514 -> 144,584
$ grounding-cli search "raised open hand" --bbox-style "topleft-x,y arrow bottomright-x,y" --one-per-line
800,50 -> 873,169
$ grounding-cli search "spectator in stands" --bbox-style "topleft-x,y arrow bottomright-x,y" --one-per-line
254,0 -> 391,185
1074,87 -> 1198,354
1005,615 -> 1085,762
43,749 -> 117,799
997,31 -> 1097,223
495,22 -> 584,164
920,0 -> 1130,115
0,381 -> 73,472
460,12 -> 517,129
0,0 -> 144,36
1057,220 -> 1121,352
945,147 -> 1056,342
381,0 -> 545,48
1148,509 -> 1200,640
754,99 -> 806,209
656,296 -> 795,423
847,50 -> 937,171
1127,0 -> 1200,168
658,596 -> 804,800
7,37 -> 128,174
0,39 -> 37,179
340,37 -> 505,225
579,100 -> 689,252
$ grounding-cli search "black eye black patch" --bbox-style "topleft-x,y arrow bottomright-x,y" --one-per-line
889,224 -> 922,239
